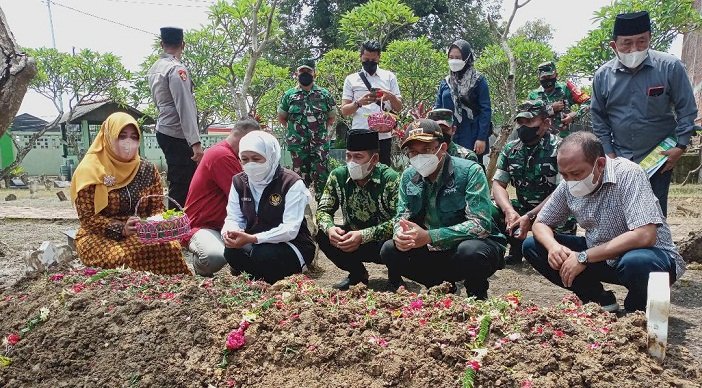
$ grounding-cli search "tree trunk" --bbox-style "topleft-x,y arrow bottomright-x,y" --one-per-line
0,6 -> 37,138
486,123 -> 512,181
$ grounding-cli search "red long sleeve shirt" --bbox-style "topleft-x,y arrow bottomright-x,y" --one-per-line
183,140 -> 241,244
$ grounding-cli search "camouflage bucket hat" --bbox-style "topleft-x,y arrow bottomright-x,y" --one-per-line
514,100 -> 548,120
537,61 -> 556,78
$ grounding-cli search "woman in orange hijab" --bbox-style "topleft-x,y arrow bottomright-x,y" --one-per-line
70,112 -> 190,274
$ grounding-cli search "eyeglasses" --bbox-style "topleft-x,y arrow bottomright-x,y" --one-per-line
404,147 -> 439,159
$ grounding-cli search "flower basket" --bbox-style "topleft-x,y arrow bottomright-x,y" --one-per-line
367,95 -> 397,133
135,195 -> 191,244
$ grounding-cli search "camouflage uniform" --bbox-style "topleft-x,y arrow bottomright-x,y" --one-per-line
278,59 -> 336,200
528,61 -> 591,138
493,101 -> 577,259
447,142 -> 479,163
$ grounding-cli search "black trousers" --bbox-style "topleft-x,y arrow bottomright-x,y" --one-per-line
224,243 -> 302,284
156,132 -> 197,209
316,231 -> 383,278
379,138 -> 392,166
380,238 -> 505,299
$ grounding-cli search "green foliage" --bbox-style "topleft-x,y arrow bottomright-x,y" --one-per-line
514,19 -> 554,45
339,0 -> 419,48
559,0 -> 702,77
383,37 -> 446,112
26,47 -> 131,116
316,48 -> 360,128
475,36 -> 555,125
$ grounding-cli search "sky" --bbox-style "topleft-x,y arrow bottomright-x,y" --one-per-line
1,0 -> 684,120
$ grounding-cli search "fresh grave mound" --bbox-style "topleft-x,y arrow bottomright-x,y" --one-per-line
0,270 -> 699,388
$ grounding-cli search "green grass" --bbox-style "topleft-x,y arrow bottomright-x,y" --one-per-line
669,184 -> 702,197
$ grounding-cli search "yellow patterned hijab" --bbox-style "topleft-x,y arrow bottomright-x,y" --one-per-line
70,112 -> 142,214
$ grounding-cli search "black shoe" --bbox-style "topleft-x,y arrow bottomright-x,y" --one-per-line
595,290 -> 620,313
332,273 -> 369,290
386,279 -> 407,293
504,255 -> 523,265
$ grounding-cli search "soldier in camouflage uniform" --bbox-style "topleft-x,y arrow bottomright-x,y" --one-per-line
492,100 -> 577,265
528,61 -> 590,138
278,58 -> 336,201
426,108 -> 480,163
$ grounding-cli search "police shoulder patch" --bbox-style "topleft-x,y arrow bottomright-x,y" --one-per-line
178,68 -> 187,81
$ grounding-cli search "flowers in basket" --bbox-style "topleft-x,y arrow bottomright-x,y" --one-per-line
135,196 -> 190,243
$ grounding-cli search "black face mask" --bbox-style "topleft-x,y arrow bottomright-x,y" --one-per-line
540,78 -> 556,90
362,60 -> 378,75
517,125 -> 540,144
298,72 -> 313,86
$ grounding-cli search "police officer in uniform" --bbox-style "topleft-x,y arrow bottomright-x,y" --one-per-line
278,58 -> 336,201
147,27 -> 203,209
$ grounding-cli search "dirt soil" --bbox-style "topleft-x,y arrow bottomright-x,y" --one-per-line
0,190 -> 701,386
0,272 -> 699,387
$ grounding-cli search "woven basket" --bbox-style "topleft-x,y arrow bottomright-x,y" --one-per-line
135,195 -> 191,244
367,95 -> 397,133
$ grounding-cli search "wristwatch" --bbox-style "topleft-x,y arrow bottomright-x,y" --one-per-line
526,211 -> 537,222
577,250 -> 589,265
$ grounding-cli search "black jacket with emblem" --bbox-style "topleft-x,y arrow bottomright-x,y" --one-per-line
232,166 -> 315,265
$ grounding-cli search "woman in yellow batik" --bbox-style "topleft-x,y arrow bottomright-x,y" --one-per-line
70,112 -> 190,274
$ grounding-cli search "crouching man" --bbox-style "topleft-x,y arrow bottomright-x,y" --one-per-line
316,129 -> 399,289
523,132 -> 685,312
380,119 -> 506,298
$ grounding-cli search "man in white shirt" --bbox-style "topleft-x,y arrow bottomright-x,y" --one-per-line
341,41 -> 403,166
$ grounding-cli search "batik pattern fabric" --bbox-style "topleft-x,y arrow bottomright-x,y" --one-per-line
74,160 -> 190,275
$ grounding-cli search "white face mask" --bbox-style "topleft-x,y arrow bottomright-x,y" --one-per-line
409,149 -> 441,178
566,163 -> 599,197
347,160 -> 372,181
616,48 -> 648,69
448,58 -> 466,72
243,160 -> 270,182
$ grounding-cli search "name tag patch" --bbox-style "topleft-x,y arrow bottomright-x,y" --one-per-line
647,86 -> 664,97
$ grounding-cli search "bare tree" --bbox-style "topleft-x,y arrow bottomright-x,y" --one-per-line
0,6 -> 37,138
485,0 -> 532,182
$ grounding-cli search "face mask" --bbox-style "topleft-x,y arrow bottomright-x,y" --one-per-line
617,48 -> 648,69
517,125 -> 540,145
115,138 -> 138,160
362,60 -> 378,75
298,72 -> 313,86
448,58 -> 466,72
409,149 -> 441,178
567,163 -> 599,197
243,160 -> 270,182
539,78 -> 556,89
347,160 -> 372,181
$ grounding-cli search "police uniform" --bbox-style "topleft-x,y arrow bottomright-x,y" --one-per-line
493,101 -> 577,262
147,27 -> 200,209
426,108 -> 479,163
528,61 -> 591,138
278,59 -> 336,201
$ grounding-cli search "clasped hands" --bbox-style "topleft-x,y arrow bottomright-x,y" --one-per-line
393,219 -> 431,252
547,243 -> 586,288
223,229 -> 257,249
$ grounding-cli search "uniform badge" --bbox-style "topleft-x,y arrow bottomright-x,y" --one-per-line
269,193 -> 282,206
178,69 -> 187,81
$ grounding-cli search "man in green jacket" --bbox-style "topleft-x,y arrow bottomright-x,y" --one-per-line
380,119 -> 506,298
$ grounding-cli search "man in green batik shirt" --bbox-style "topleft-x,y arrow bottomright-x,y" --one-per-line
278,58 -> 336,201
316,129 -> 399,290
380,119 -> 505,299
528,61 -> 591,138
492,100 -> 577,265
426,108 -> 479,163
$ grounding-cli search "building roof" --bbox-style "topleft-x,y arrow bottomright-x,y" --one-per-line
10,113 -> 57,132
60,101 -> 155,125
